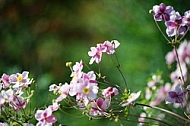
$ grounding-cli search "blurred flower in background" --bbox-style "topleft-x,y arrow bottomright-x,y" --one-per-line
0,0 -> 190,125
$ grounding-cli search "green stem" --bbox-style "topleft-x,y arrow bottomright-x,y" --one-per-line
127,114 -> 172,126
134,103 -> 190,123
111,53 -> 128,89
154,20 -> 171,43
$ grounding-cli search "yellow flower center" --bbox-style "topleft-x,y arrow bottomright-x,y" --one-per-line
58,90 -> 63,95
82,87 -> 90,95
71,75 -> 76,82
16,75 -> 23,82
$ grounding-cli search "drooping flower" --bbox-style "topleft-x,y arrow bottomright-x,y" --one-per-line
121,91 -> 141,107
165,84 -> 187,104
11,95 -> 27,111
35,107 -> 57,126
152,3 -> 174,21
89,97 -> 110,116
102,87 -> 118,98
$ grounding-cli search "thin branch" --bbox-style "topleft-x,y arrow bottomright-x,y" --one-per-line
154,20 -> 171,43
173,45 -> 185,85
134,103 -> 190,123
111,53 -> 128,89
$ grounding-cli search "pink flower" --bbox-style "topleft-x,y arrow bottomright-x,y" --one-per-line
70,60 -> 83,79
9,71 -> 32,89
49,83 -> 70,102
49,84 -> 60,92
11,95 -> 27,111
69,71 -> 98,100
170,62 -> 187,82
152,3 -> 174,21
150,83 -> 171,106
1,74 -> 10,89
186,85 -> 190,91
147,74 -> 161,88
48,102 -> 59,111
55,83 -> 70,102
177,40 -> 189,62
165,40 -> 190,65
165,11 -> 186,37
89,98 -> 110,116
165,49 -> 176,65
88,40 -> 120,64
186,41 -> 190,60
102,87 -> 118,98
121,91 -> 141,107
102,40 -> 120,54
35,107 -> 57,126
183,10 -> 190,28
165,84 -> 187,104
88,44 -> 104,64
0,123 -> 8,126
0,89 -> 14,106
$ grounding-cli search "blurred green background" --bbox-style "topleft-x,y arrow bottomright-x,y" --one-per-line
0,0 -> 190,125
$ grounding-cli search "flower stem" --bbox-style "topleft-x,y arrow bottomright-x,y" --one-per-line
154,20 -> 171,43
111,53 -> 128,89
127,114 -> 172,126
134,103 -> 190,123
172,44 -> 185,85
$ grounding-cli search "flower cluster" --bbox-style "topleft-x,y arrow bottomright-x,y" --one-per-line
152,3 -> 190,37
88,40 -> 120,64
137,3 -> 190,125
48,40 -> 121,119
150,3 -> 190,106
0,71 -> 34,125
35,102 -> 59,126
0,2 -> 190,126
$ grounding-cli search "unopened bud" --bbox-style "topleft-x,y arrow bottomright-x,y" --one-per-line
31,90 -> 34,94
66,62 -> 72,67
149,9 -> 152,14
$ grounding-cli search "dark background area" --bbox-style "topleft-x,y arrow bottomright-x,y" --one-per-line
0,0 -> 190,125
